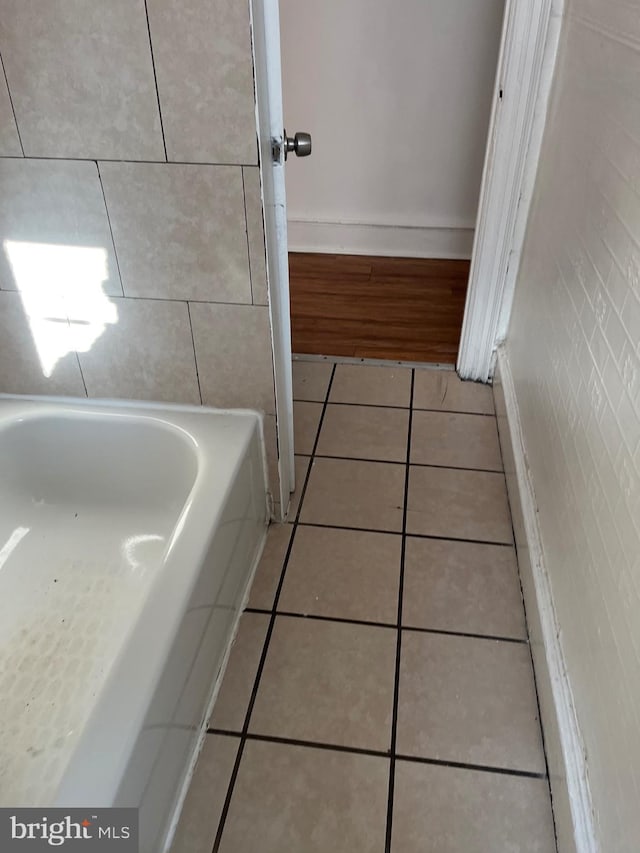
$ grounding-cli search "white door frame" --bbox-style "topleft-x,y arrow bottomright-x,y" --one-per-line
251,0 -> 295,513
254,0 -> 564,503
457,0 -> 564,381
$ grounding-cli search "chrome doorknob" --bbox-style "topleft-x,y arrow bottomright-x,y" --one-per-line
284,130 -> 312,159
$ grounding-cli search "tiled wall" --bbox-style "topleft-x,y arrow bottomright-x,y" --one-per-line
505,0 -> 640,848
0,1 -> 280,504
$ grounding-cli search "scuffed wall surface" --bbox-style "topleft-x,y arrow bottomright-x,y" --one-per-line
506,0 -> 640,848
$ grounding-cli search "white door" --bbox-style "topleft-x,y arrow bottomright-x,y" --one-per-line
252,0 -> 295,513
253,0 -> 560,511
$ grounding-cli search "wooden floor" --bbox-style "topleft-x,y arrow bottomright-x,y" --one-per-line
289,252 -> 469,363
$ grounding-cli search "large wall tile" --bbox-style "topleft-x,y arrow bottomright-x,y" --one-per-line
99,162 -> 251,303
0,159 -> 122,297
190,303 -> 275,412
0,290 -> 86,395
243,167 -> 268,305
77,297 -> 200,404
0,0 -> 164,159
146,0 -> 257,164
0,62 -> 21,155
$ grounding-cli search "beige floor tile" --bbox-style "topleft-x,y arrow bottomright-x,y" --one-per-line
209,613 -> 269,732
280,526 -> 401,623
292,360 -> 334,401
248,524 -> 293,610
218,740 -> 389,853
397,632 -> 546,772
294,401 -> 323,455
250,616 -> 396,750
413,369 -> 495,414
301,457 -> 405,532
170,734 -> 239,853
392,761 -> 556,853
411,410 -> 502,471
407,466 -> 512,543
403,538 -> 526,639
330,364 -> 412,407
317,404 -> 409,462
287,455 -> 311,520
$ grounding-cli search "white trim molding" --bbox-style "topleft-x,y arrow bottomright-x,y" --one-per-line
287,219 -> 474,259
457,0 -> 564,381
494,348 -> 598,853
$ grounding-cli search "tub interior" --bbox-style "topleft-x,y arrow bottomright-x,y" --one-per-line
0,414 -> 200,806
1,414 -> 199,510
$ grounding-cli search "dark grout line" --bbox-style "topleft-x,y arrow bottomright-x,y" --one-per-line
0,153 -> 257,167
312,453 -> 504,475
409,462 -> 504,474
143,0 -> 168,162
293,520 -> 514,548
408,531 -> 513,547
385,368 -> 415,853
186,303 -> 203,405
211,364 -> 337,853
0,51 -> 24,156
285,512 -> 402,536
85,293 -> 259,306
295,520 -> 401,535
208,729 -> 242,739
240,167 -> 254,304
412,407 -> 496,418
395,753 -> 547,780
293,397 -> 497,418
96,161 -> 125,293
205,729 -> 546,780
74,352 -> 89,397
209,730 -> 389,759
243,607 -> 528,645
402,625 -> 527,644
249,609 -> 394,632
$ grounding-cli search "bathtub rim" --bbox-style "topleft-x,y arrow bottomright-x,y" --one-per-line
0,393 -> 269,808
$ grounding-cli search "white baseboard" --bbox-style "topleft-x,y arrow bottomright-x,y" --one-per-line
494,348 -> 597,853
286,219 -> 474,259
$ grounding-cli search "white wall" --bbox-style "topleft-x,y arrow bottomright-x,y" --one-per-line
504,0 -> 640,848
279,0 -> 505,257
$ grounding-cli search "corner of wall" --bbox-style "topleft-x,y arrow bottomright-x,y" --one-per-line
493,346 -> 598,853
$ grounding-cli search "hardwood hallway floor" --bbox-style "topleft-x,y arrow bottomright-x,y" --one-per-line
289,252 -> 470,364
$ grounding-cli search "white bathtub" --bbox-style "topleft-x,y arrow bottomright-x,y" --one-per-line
0,396 -> 268,851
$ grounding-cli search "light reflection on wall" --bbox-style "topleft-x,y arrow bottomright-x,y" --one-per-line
0,527 -> 29,573
3,240 -> 118,378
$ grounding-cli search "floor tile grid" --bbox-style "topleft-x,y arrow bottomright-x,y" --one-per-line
404,383 -> 554,845
219,375 -> 545,744
207,366 -> 556,851
209,363 -> 338,853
